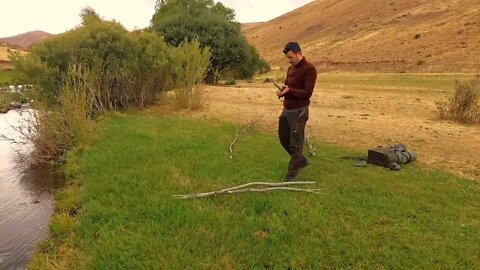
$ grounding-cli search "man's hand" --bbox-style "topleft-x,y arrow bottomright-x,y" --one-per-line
276,85 -> 289,97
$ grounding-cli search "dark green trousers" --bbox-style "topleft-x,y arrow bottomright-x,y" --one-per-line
278,107 -> 309,176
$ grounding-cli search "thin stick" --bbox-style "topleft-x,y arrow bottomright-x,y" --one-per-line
174,187 -> 321,199
174,181 -> 315,195
305,133 -> 317,156
229,115 -> 263,159
229,126 -> 240,159
173,181 -> 317,199
228,187 -> 322,195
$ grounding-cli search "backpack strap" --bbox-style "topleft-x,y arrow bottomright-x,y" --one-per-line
387,162 -> 401,170
340,156 -> 368,167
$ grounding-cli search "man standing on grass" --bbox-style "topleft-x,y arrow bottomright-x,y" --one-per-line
277,41 -> 317,182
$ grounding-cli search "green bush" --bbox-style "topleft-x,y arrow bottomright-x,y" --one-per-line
0,69 -> 13,85
171,39 -> 210,109
13,8 -> 173,110
152,0 -> 269,82
436,79 -> 479,124
230,44 -> 270,79
225,79 -> 237,85
10,8 -> 176,164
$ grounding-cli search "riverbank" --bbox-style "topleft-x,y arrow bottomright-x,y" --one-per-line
29,111 -> 480,269
0,110 -> 62,269
1,70 -> 25,113
0,91 -> 28,114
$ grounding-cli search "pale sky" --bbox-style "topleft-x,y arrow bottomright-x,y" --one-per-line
0,0 -> 314,38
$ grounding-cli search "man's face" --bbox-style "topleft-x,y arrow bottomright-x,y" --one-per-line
285,51 -> 303,66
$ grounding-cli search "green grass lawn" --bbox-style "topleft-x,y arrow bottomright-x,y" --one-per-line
31,113 -> 480,269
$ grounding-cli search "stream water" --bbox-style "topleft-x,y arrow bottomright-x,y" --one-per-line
0,109 -> 61,269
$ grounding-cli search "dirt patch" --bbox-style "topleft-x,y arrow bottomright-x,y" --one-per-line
153,79 -> 479,180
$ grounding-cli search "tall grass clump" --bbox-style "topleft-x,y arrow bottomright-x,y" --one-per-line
436,79 -> 480,124
171,39 -> 210,109
14,65 -> 95,163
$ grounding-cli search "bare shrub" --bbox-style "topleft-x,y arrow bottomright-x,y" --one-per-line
436,79 -> 480,124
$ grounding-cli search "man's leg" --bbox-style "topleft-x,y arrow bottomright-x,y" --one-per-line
278,115 -> 291,154
286,111 -> 308,178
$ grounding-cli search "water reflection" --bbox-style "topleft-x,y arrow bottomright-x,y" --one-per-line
0,109 -> 61,270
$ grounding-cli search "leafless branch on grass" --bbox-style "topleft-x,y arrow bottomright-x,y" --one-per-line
305,133 -> 317,157
173,181 -> 320,199
229,115 -> 263,159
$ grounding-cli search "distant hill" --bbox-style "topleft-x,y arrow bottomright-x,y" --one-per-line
0,30 -> 52,50
241,22 -> 265,31
243,0 -> 480,72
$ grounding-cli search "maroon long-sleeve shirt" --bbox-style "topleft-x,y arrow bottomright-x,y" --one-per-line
282,57 -> 317,109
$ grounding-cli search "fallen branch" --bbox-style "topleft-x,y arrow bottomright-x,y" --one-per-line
229,115 -> 263,159
173,181 -> 319,199
227,187 -> 321,195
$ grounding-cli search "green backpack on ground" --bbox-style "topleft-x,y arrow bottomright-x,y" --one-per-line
343,143 -> 417,170
367,144 -> 417,170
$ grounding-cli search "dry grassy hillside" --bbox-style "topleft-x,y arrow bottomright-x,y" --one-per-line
0,30 -> 51,50
241,22 -> 265,31
0,45 -> 11,61
243,0 -> 480,72
0,45 -> 26,69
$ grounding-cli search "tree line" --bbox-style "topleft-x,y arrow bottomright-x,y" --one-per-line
9,0 -> 270,164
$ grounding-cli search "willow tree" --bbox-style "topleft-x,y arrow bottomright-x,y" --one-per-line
151,0 -> 269,82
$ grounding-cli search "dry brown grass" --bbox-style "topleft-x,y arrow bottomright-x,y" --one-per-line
437,79 -> 480,123
0,45 -> 27,68
0,46 -> 11,61
154,73 -> 480,180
